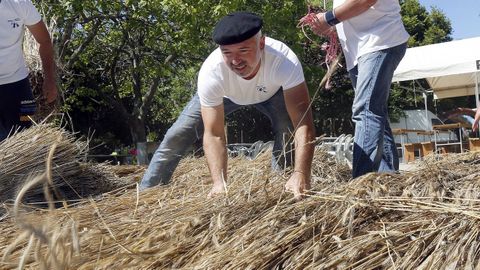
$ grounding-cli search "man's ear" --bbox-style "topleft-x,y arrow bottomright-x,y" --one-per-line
260,36 -> 266,50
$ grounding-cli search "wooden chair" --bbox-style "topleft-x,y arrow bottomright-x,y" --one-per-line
403,143 -> 416,163
420,142 -> 434,157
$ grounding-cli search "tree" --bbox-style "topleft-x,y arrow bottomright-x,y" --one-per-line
36,1 -> 225,159
400,0 -> 452,46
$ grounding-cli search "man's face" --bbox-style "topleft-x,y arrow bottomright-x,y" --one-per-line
220,34 -> 265,80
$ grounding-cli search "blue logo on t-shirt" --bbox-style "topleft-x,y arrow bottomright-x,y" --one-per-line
8,18 -> 21,28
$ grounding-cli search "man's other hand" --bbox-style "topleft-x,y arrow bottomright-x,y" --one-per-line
285,171 -> 311,200
42,79 -> 57,104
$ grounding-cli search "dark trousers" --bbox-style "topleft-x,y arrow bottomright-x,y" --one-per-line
0,78 -> 36,141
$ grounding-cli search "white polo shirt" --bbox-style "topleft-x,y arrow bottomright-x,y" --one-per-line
334,0 -> 410,71
0,0 -> 41,85
198,37 -> 305,107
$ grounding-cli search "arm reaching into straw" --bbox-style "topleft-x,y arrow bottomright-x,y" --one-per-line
283,82 -> 315,200
201,104 -> 228,197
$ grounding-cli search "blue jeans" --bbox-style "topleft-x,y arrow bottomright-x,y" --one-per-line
349,42 -> 407,178
140,88 -> 294,189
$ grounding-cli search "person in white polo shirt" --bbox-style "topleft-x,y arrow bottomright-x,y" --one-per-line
305,0 -> 409,178
141,12 -> 315,199
0,0 -> 57,141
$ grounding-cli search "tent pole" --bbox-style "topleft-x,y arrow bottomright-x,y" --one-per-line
476,71 -> 479,109
423,92 -> 429,130
476,71 -> 480,137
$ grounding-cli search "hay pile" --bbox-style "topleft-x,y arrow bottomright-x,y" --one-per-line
1,136 -> 480,269
0,125 -> 131,204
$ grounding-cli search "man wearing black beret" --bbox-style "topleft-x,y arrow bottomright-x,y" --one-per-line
141,11 -> 315,199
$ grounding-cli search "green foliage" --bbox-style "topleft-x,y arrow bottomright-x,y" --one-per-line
400,0 -> 452,46
423,7 -> 453,44
36,0 -> 223,143
63,86 -> 102,113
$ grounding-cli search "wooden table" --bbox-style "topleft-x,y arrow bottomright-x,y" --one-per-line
392,129 -> 434,136
392,129 -> 432,163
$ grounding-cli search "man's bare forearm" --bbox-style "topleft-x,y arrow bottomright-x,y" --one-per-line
293,113 -> 315,178
283,82 -> 316,178
203,133 -> 228,185
38,42 -> 55,83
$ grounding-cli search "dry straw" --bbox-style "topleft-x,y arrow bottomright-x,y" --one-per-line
1,127 -> 480,269
0,124 -> 131,205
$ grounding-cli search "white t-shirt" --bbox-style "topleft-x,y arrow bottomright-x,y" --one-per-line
0,0 -> 41,84
198,37 -> 305,107
334,0 -> 410,71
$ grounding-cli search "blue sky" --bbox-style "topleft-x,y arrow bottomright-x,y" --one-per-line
418,0 -> 480,40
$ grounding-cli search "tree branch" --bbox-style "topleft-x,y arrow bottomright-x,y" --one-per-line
65,20 -> 103,69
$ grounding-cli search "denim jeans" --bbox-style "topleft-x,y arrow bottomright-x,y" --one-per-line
140,88 -> 294,189
349,42 -> 407,178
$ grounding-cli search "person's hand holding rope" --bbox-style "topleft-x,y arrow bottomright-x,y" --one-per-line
299,11 -> 333,37
298,6 -> 341,89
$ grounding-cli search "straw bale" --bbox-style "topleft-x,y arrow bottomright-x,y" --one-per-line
0,125 -> 131,205
2,145 -> 480,269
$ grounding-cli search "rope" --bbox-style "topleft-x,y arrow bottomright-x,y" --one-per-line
297,5 -> 340,89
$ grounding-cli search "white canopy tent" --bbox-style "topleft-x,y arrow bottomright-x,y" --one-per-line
392,37 -> 480,131
393,36 -> 480,102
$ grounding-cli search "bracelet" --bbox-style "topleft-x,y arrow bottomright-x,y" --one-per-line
293,170 -> 307,175
324,10 -> 341,26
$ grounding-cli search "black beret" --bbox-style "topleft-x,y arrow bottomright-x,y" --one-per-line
212,12 -> 263,45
